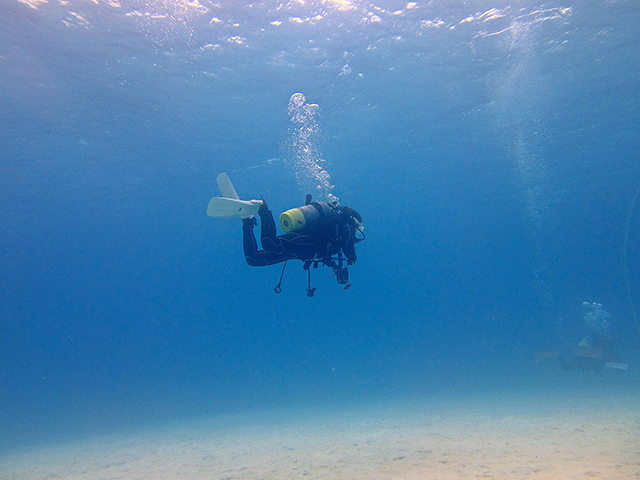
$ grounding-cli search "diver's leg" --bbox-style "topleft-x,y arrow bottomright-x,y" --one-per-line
242,217 -> 264,266
259,203 -> 286,254
243,215 -> 291,266
258,202 -> 277,241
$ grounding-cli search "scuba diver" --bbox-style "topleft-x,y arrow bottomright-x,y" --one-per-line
207,173 -> 364,297
536,302 -> 628,374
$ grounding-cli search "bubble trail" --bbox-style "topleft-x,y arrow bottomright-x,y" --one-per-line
285,93 -> 338,204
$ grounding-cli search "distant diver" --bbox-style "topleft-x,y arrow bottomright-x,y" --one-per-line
207,173 -> 364,297
536,302 -> 628,374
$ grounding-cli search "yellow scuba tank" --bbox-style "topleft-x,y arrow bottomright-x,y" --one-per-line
280,201 -> 332,233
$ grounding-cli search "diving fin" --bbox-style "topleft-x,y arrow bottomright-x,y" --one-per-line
217,172 -> 240,200
207,197 -> 262,218
207,172 -> 261,218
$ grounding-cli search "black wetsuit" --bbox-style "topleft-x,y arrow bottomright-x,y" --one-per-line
243,203 -> 358,268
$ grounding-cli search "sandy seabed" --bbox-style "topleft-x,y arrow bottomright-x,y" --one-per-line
0,390 -> 638,480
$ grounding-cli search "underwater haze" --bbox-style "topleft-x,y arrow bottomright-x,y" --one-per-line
1,0 -> 639,452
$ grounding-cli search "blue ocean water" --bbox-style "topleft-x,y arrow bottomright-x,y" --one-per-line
0,0 -> 638,453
